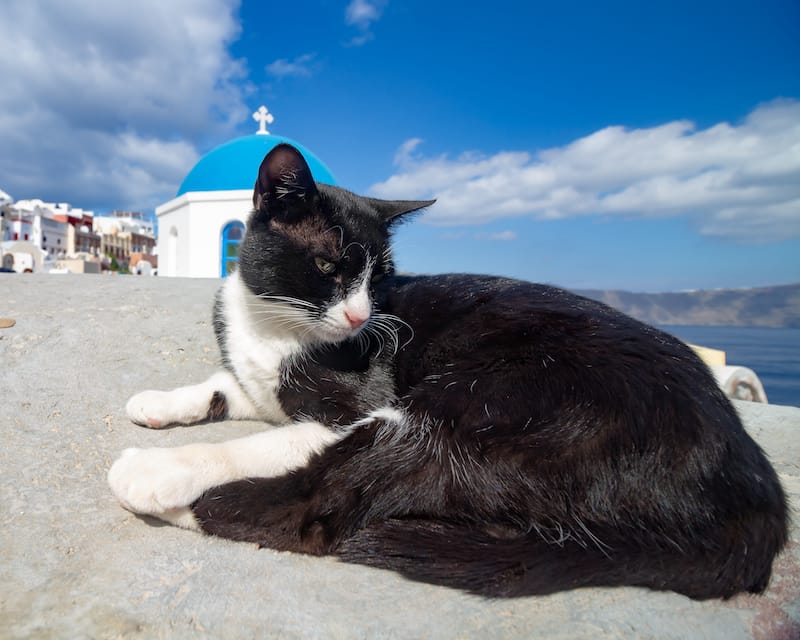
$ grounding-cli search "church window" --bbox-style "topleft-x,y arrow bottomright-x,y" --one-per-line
220,221 -> 245,277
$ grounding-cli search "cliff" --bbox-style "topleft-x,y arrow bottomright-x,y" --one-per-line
576,283 -> 800,328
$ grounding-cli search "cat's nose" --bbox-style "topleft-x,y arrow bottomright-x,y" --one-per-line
344,310 -> 368,329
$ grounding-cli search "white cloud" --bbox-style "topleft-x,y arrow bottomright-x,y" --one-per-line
0,0 -> 249,211
344,0 -> 387,45
440,230 -> 517,242
345,0 -> 386,28
370,100 -> 800,242
266,53 -> 317,78
482,230 -> 518,241
393,137 -> 424,167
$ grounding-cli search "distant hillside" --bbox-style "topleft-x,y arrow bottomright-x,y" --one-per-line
574,283 -> 800,328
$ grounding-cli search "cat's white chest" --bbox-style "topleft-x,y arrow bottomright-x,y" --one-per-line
219,273 -> 303,423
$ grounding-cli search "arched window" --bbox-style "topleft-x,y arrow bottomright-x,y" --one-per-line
220,221 -> 245,277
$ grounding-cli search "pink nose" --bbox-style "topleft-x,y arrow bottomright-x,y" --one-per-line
344,310 -> 368,329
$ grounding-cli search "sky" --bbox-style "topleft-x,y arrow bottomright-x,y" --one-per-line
1,0 -> 798,292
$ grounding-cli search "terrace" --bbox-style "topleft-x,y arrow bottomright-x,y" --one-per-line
2,274 -> 797,639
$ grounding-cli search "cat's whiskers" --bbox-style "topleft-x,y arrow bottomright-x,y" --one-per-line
238,292 -> 328,340
254,294 -> 318,310
376,323 -> 397,356
242,302 -> 320,337
370,325 -> 388,356
368,312 -> 414,354
342,241 -> 368,259
243,305 -> 312,322
324,225 -> 345,249
354,329 -> 372,356
250,315 -> 315,335
361,321 -> 389,356
242,301 -> 306,314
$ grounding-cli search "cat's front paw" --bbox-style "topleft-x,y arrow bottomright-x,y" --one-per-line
108,445 -> 226,517
126,390 -> 181,428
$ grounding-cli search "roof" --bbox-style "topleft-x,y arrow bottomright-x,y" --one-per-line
176,134 -> 337,197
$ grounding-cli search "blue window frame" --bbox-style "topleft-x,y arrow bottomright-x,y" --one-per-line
220,221 -> 245,277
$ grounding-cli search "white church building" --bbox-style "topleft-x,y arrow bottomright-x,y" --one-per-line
156,106 -> 337,278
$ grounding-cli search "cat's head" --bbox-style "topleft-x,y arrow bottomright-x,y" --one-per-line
238,143 -> 433,344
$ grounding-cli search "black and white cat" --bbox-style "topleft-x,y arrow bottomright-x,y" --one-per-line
109,143 -> 787,599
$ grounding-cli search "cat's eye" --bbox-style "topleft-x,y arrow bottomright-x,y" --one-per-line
314,257 -> 335,275
371,271 -> 384,283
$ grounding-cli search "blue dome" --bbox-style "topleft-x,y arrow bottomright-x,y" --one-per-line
176,134 -> 337,197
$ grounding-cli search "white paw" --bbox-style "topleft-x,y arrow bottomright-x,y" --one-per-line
108,445 -> 227,516
126,390 -> 184,428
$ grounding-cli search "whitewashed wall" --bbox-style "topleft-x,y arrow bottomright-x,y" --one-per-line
156,190 -> 252,278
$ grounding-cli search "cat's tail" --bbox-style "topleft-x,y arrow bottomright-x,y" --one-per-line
335,518 -> 780,599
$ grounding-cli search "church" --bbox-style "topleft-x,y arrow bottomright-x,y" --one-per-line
156,106 -> 337,278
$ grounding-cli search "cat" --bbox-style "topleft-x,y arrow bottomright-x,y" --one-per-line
109,143 -> 788,599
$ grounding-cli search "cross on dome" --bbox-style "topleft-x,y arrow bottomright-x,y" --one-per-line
253,106 -> 274,135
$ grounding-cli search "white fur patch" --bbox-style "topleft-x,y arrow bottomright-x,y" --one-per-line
348,406 -> 408,437
321,257 -> 374,340
108,421 -> 342,524
126,370 -> 258,428
368,407 -> 406,425
218,272 -> 305,421
112,269 -> 384,528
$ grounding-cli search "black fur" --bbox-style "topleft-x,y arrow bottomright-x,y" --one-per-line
194,144 -> 788,599
206,391 -> 228,421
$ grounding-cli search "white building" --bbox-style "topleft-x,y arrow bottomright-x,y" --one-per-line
4,199 -> 69,256
94,211 -> 155,238
156,106 -> 337,278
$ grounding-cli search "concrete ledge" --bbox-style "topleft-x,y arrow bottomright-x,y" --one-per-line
1,274 -> 798,639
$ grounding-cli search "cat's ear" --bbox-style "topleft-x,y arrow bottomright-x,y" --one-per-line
253,143 -> 319,213
366,198 -> 436,226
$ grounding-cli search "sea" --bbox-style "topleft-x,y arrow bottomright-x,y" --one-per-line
660,325 -> 800,408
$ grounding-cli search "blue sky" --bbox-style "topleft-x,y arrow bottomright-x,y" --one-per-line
1,0 -> 798,291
